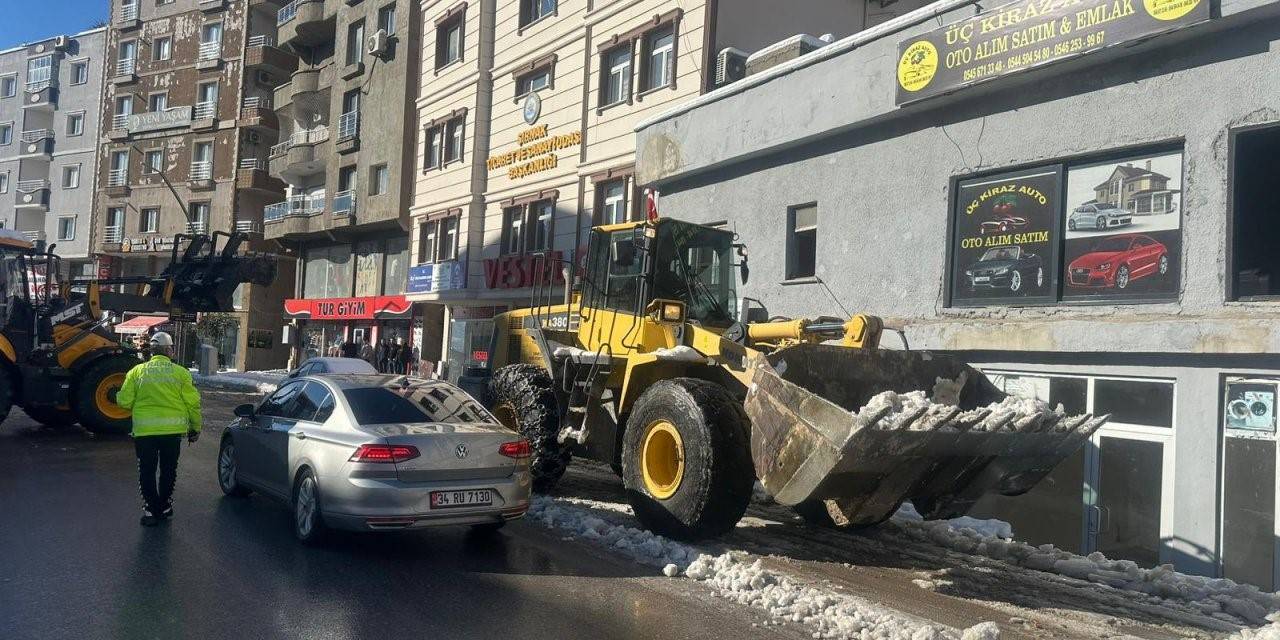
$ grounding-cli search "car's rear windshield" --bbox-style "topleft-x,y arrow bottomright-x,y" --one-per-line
342,384 -> 497,426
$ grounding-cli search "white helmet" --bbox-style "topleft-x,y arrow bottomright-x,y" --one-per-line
149,331 -> 175,347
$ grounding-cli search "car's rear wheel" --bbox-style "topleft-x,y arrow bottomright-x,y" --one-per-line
1116,265 -> 1131,289
293,470 -> 327,544
1158,254 -> 1169,275
218,438 -> 251,497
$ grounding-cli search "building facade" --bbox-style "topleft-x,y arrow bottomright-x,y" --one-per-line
0,28 -> 106,270
407,0 -> 918,380
95,0 -> 295,371
266,0 -> 422,368
636,0 -> 1280,588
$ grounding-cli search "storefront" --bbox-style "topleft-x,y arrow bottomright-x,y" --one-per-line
635,0 -> 1280,587
285,295 -> 417,367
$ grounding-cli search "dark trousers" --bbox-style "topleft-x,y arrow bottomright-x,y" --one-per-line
135,435 -> 182,516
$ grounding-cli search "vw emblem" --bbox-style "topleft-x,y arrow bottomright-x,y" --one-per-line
455,443 -> 469,459
522,92 -> 541,125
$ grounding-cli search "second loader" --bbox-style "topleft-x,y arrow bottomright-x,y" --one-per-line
485,217 -> 1106,540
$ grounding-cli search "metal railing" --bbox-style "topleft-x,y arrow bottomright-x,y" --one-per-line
198,41 -> 221,61
20,129 -> 53,143
104,226 -> 123,243
118,2 -> 138,22
22,230 -> 44,242
111,113 -> 130,130
337,110 -> 359,140
277,0 -> 300,24
16,179 -> 49,191
107,168 -> 128,187
242,95 -> 272,110
187,220 -> 208,234
189,160 -> 212,181
247,35 -> 276,48
265,191 -> 326,221
234,220 -> 262,233
269,125 -> 329,157
193,100 -> 216,120
332,189 -> 356,216
269,140 -> 291,157
238,157 -> 267,170
115,58 -> 135,77
26,80 -> 51,93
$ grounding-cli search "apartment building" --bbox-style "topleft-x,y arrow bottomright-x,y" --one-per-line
96,0 -> 295,371
266,0 -> 422,366
407,0 -> 919,379
0,28 -> 105,271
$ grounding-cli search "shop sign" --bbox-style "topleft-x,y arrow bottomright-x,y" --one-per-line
128,106 -> 193,134
120,236 -> 178,253
407,261 -> 466,294
949,166 -> 1063,307
483,251 -> 566,290
895,0 -> 1209,105
283,295 -> 412,320
485,124 -> 582,180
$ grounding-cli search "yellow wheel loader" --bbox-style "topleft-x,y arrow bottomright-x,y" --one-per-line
486,218 -> 1105,540
0,231 -> 277,434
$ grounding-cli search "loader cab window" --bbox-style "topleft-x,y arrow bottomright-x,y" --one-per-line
585,228 -> 644,313
651,222 -> 737,325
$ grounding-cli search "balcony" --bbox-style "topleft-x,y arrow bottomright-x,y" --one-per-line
245,35 -> 298,79
189,160 -> 214,190
199,0 -> 226,11
18,130 -> 54,160
192,101 -> 217,131
264,191 -> 326,239
332,189 -> 356,217
112,58 -> 137,85
188,220 -> 209,234
103,226 -> 123,244
196,41 -> 223,71
270,126 -> 330,180
14,179 -> 50,211
236,157 -> 285,194
336,110 -> 359,153
238,96 -> 279,131
105,168 -> 130,197
116,2 -> 140,29
234,219 -> 263,234
22,82 -> 57,111
277,0 -> 335,47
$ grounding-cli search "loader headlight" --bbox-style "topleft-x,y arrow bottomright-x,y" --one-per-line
660,302 -> 685,322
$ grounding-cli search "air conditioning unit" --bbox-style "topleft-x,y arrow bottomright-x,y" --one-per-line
715,47 -> 748,87
367,29 -> 390,58
254,70 -> 275,86
51,36 -> 71,51
244,131 -> 262,144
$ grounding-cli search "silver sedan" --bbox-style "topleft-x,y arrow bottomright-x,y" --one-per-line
216,375 -> 532,543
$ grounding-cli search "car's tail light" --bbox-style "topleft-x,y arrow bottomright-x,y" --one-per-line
350,444 -> 420,463
499,440 -> 532,459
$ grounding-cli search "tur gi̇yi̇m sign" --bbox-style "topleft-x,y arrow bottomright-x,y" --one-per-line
895,0 -> 1209,104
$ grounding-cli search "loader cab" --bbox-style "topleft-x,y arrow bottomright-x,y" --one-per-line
583,219 -> 739,327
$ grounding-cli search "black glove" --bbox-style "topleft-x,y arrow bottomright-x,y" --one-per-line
187,430 -> 200,444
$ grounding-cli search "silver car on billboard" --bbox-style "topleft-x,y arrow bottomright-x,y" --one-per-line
216,375 -> 532,543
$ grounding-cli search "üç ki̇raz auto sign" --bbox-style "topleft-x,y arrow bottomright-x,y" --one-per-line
895,0 -> 1210,104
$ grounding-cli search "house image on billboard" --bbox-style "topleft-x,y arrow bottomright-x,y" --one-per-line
1093,160 -> 1181,215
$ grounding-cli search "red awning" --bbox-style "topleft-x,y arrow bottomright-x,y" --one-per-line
114,315 -> 170,335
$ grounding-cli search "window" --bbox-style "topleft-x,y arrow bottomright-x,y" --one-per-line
383,235 -> 409,295
346,20 -> 365,66
437,216 -> 457,261
418,219 -> 438,263
0,172 -> 8,193
56,217 -> 76,242
190,202 -> 210,230
1,75 -> 16,97
378,3 -> 396,33
303,244 -> 354,298
62,165 -> 80,189
1231,126 -> 1280,299
520,0 -> 555,27
144,149 -> 163,174
370,164 -> 389,195
600,46 -> 631,107
153,36 -> 172,61
195,82 -> 217,118
516,66 -> 551,96
527,200 -> 553,252
435,13 -> 463,69
338,165 -> 358,192
110,149 -> 129,182
192,141 -> 213,177
0,123 -> 12,146
106,207 -> 124,231
597,178 -> 628,225
66,112 -> 84,136
417,217 -> 459,263
502,201 -> 553,255
786,204 -> 817,280
424,114 -> 464,170
27,55 -> 53,87
424,126 -> 442,170
140,207 -> 159,233
119,40 -> 137,65
202,22 -> 222,45
501,206 -> 524,255
258,381 -> 304,418
71,62 -> 88,85
641,26 -> 675,92
115,95 -> 133,116
341,382 -> 496,426
444,116 -> 463,163
148,92 -> 167,112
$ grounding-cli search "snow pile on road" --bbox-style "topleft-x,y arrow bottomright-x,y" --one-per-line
528,496 -> 988,640
895,502 -> 1012,540
895,507 -> 1280,625
1230,614 -> 1280,640
191,369 -> 286,393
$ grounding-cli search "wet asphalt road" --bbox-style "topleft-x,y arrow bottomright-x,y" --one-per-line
0,391 -> 788,640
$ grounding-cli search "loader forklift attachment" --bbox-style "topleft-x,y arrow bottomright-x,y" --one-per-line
744,343 -> 1106,527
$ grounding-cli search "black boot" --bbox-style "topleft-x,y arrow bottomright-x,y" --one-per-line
161,506 -> 174,520
140,512 -> 159,527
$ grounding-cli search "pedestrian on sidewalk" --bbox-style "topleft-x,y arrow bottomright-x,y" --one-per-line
116,332 -> 203,527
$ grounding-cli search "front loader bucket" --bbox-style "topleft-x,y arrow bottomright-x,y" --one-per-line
744,344 -> 1106,527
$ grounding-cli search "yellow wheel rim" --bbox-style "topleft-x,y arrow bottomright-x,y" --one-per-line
641,420 -> 684,500
95,373 -> 130,420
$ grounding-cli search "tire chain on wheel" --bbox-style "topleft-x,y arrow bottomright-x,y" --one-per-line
489,364 -> 570,493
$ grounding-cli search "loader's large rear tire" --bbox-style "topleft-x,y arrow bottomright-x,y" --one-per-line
23,405 -> 77,428
489,364 -> 570,493
73,355 -> 137,435
622,379 -> 753,541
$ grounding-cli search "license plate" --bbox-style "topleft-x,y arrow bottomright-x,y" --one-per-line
973,276 -> 990,283
430,489 -> 493,508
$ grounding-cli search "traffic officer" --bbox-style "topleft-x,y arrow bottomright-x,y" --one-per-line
116,332 -> 202,526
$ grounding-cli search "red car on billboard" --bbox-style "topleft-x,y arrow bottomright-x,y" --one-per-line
1067,234 -> 1169,290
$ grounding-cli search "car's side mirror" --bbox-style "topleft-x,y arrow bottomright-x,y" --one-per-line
234,404 -> 255,418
